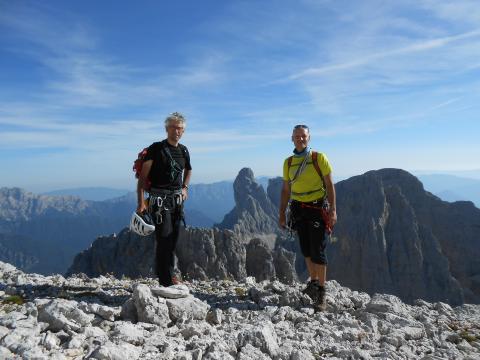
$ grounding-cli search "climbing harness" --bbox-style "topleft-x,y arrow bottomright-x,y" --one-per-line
299,199 -> 333,235
148,188 -> 184,225
286,150 -> 334,235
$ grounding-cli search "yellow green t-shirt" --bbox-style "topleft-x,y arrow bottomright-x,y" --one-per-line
283,151 -> 332,202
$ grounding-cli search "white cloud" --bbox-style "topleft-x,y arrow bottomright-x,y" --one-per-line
419,0 -> 480,25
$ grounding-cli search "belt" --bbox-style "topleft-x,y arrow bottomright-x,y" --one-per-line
291,197 -> 325,206
149,187 -> 182,196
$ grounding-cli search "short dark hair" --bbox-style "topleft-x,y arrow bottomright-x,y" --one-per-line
293,124 -> 309,131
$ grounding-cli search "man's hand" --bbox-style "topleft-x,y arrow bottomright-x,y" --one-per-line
329,208 -> 337,227
279,212 -> 287,229
136,201 -> 147,214
182,187 -> 188,201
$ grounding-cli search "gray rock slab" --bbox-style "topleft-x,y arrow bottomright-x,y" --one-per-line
37,299 -> 94,332
132,283 -> 170,326
151,284 -> 190,299
90,341 -> 141,360
237,321 -> 279,357
166,296 -> 210,322
111,321 -> 146,345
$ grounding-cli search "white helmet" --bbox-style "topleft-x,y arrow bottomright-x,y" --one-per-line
130,212 -> 155,236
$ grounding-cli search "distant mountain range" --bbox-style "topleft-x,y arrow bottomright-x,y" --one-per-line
0,184 -> 233,275
417,174 -> 480,207
38,180 -> 240,224
68,168 -> 480,306
2,169 -> 480,306
42,187 -> 130,201
37,172 -> 480,215
0,188 -> 129,274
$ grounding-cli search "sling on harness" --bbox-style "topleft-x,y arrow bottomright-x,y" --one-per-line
162,144 -> 184,183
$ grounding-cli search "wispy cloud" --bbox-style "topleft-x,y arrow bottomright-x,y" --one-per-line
419,0 -> 480,26
0,3 -> 225,109
288,29 -> 480,80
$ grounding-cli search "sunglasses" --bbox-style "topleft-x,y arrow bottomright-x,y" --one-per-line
294,124 -> 309,130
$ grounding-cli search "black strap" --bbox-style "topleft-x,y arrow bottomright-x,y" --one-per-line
311,151 -> 326,195
161,140 -> 184,182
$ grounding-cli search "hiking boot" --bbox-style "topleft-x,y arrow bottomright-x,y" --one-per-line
314,285 -> 327,312
302,280 -> 321,301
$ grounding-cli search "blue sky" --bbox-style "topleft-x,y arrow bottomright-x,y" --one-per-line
1,0 -> 479,192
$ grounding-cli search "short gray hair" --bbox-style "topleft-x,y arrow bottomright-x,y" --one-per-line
165,112 -> 186,128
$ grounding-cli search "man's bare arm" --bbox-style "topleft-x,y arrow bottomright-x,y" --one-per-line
323,172 -> 337,226
136,160 -> 152,213
182,169 -> 192,200
279,180 -> 291,228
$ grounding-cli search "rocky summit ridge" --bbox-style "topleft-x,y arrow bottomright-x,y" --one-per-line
1,261 -> 480,359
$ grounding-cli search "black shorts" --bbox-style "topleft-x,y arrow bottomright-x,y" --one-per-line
290,200 -> 328,265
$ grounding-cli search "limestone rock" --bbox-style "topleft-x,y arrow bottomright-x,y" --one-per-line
0,262 -> 479,359
90,341 -> 141,360
246,238 -> 276,281
237,321 -> 279,356
166,296 -> 210,322
132,284 -> 170,326
37,299 -> 94,332
206,308 -> 223,325
151,284 -> 189,299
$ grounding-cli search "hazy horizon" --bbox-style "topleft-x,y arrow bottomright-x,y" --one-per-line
2,167 -> 480,195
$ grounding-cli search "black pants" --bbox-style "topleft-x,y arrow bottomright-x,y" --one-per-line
149,188 -> 183,287
291,200 -> 328,265
154,209 -> 181,286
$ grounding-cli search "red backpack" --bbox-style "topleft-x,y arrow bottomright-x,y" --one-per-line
132,148 -> 151,190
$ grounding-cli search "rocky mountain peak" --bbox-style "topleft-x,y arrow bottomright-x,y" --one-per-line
368,168 -> 427,196
233,168 -> 265,206
217,168 -> 278,235
330,168 -> 480,305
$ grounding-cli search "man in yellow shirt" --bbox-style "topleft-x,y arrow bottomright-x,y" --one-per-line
279,124 -> 337,311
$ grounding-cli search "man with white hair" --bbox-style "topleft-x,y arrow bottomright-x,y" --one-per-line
136,112 -> 192,287
279,124 -> 337,311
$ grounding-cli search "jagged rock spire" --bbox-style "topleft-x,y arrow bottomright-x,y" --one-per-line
217,168 -> 279,235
